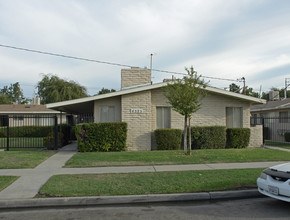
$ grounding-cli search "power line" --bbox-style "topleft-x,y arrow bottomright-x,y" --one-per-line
0,43 -> 240,83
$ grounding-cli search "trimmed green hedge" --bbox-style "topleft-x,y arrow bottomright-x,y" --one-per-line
226,128 -> 251,148
75,122 -> 128,152
0,126 -> 53,138
191,126 -> 226,149
155,129 -> 183,150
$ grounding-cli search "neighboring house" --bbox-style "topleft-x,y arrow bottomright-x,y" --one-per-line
0,100 -> 69,127
251,93 -> 290,143
47,67 -> 266,151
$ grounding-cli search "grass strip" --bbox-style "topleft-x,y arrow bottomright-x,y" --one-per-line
0,137 -> 45,148
0,150 -> 55,169
265,141 -> 290,149
65,148 -> 290,168
0,176 -> 19,191
38,168 -> 263,197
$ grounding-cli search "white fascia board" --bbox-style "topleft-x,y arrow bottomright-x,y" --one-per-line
205,87 -> 266,104
0,111 -> 61,114
46,82 -> 166,109
46,82 -> 265,109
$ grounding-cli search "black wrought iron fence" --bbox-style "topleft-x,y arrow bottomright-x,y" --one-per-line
0,115 -> 58,150
76,113 -> 94,124
251,116 -> 290,144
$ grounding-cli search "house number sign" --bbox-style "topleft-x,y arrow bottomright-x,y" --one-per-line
130,109 -> 144,113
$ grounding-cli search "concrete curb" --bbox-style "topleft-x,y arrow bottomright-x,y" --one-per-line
0,189 -> 261,209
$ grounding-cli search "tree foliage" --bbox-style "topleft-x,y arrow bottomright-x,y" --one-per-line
97,87 -> 116,95
37,74 -> 88,104
261,87 -> 290,101
0,82 -> 29,104
163,66 -> 208,154
229,83 -> 259,98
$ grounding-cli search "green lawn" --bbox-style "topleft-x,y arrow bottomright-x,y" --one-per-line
265,141 -> 290,149
0,176 -> 19,191
38,168 -> 263,197
0,137 -> 45,148
0,150 -> 55,169
65,148 -> 290,168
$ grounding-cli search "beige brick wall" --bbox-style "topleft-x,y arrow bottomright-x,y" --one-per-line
94,96 -> 121,122
150,88 -> 252,149
121,67 -> 151,88
249,125 -> 263,147
121,90 -> 151,151
151,88 -> 250,130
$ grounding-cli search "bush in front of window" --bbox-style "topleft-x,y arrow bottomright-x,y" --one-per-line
75,122 -> 127,152
226,128 -> 250,148
284,132 -> 290,142
154,128 -> 183,150
190,126 -> 227,149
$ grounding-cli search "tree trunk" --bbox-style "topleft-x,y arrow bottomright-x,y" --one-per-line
184,115 -> 187,154
189,117 -> 191,155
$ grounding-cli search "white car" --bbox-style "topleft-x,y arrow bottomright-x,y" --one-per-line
257,162 -> 290,202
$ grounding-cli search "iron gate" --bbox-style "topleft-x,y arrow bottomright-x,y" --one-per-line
0,115 -> 58,151
251,116 -> 290,144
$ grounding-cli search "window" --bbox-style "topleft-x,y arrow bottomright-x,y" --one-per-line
100,106 -> 115,122
279,111 -> 288,123
226,107 -> 243,128
156,107 -> 170,128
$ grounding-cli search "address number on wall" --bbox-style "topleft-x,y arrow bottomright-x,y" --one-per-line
130,109 -> 144,113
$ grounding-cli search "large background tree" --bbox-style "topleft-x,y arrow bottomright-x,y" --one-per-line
0,82 -> 29,104
164,66 -> 208,154
37,74 -> 88,104
229,83 -> 259,98
97,87 -> 116,95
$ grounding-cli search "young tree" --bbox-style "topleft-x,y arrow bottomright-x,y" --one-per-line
37,74 -> 88,104
0,82 -> 29,104
163,66 -> 208,154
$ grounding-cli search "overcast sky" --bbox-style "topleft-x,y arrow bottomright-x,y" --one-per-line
1,0 -> 290,98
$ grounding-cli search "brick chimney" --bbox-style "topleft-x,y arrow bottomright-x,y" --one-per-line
121,67 -> 151,89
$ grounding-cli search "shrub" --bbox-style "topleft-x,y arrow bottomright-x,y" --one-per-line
284,132 -> 290,142
0,126 -> 53,138
44,132 -> 63,150
58,124 -> 72,146
154,129 -> 183,150
75,122 -> 127,152
226,128 -> 251,148
191,126 -> 226,149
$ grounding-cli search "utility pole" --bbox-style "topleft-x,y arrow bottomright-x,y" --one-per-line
240,77 -> 246,95
17,83 -> 20,104
284,78 -> 290,99
150,53 -> 153,70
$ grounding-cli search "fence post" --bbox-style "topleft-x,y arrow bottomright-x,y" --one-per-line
54,116 -> 58,150
262,117 -> 265,145
6,116 -> 9,151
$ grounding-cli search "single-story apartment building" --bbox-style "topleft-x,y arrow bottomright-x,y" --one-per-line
0,98 -> 69,127
251,93 -> 290,143
47,67 -> 266,150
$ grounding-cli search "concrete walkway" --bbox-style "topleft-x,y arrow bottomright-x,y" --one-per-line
264,145 -> 290,152
0,142 -> 289,200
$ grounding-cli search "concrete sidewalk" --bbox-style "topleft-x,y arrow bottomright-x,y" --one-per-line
0,142 -> 288,201
0,142 -> 78,200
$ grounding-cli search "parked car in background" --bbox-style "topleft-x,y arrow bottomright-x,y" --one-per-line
257,163 -> 290,202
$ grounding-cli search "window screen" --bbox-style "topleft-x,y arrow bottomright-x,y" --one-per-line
100,106 -> 115,122
226,107 -> 242,128
156,107 -> 170,128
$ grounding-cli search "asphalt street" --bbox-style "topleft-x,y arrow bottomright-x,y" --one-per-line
0,197 -> 289,220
